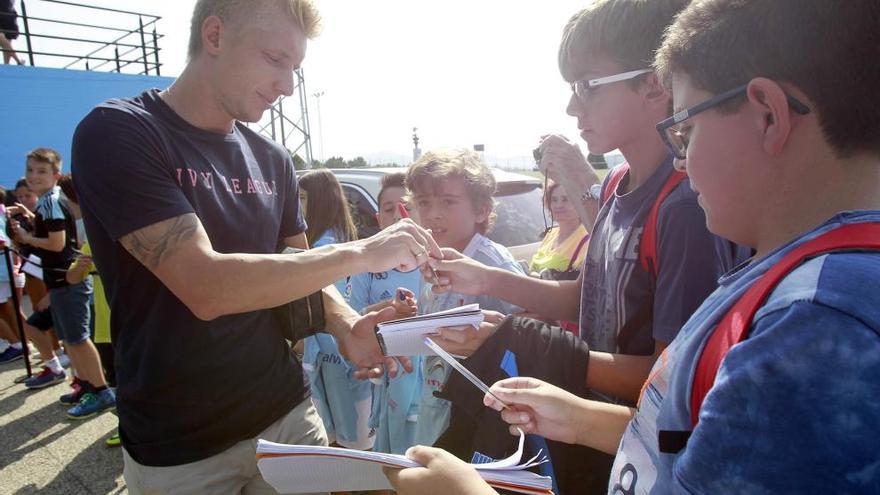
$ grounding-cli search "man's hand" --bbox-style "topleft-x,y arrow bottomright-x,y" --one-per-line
383,445 -> 497,495
357,219 -> 442,274
425,248 -> 492,296
538,134 -> 602,229
537,134 -> 601,187
339,306 -> 414,380
484,376 -> 585,444
431,310 -> 505,358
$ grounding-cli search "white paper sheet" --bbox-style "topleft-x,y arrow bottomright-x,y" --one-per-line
377,304 -> 484,356
256,429 -> 552,495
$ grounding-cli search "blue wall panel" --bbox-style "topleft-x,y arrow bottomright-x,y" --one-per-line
0,65 -> 173,189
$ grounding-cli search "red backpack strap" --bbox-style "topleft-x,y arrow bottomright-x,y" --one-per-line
689,223 -> 880,428
565,233 -> 590,272
639,170 -> 687,277
601,164 -> 630,205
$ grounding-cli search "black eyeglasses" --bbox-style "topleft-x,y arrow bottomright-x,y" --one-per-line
656,84 -> 811,160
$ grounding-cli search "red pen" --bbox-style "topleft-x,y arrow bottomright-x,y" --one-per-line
397,202 -> 410,219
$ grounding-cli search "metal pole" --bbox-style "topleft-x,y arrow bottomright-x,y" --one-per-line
312,91 -> 325,163
152,27 -> 160,75
269,106 -> 276,141
138,15 -> 149,74
115,46 -> 120,72
4,247 -> 31,378
278,99 -> 286,148
20,0 -> 35,66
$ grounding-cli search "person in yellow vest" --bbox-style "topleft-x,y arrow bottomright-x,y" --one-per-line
529,181 -> 589,278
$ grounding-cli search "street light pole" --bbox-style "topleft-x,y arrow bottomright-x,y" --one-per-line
312,90 -> 325,164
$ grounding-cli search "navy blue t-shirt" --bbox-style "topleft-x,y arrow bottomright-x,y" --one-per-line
72,89 -> 309,466
580,158 -> 748,369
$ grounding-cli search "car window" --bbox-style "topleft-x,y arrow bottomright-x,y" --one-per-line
489,185 -> 546,247
342,184 -> 380,240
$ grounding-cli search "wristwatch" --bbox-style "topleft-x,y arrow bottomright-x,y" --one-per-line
581,183 -> 603,202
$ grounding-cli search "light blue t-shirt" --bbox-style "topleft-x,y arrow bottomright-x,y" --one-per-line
414,233 -> 525,447
0,206 -> 10,284
303,230 -> 374,449
611,211 -> 880,494
347,267 -> 424,454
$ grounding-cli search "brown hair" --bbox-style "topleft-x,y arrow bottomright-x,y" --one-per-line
558,0 -> 690,82
543,181 -> 562,211
188,0 -> 322,58
298,169 -> 357,246
26,148 -> 62,174
58,174 -> 77,205
378,171 -> 407,206
655,0 -> 880,158
405,148 -> 497,234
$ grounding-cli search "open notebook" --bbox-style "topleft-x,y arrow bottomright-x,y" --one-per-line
374,303 -> 484,356
256,428 -> 552,495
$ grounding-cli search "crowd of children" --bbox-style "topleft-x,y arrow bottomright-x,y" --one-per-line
3,0 -> 878,493
0,148 -> 117,435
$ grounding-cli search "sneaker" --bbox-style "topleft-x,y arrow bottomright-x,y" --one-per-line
60,377 -> 88,405
57,352 -> 71,368
67,389 -> 116,420
24,366 -> 66,389
105,431 -> 121,448
0,346 -> 24,364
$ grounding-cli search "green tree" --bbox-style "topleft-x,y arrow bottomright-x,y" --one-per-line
347,156 -> 368,169
291,152 -> 307,170
324,156 -> 347,168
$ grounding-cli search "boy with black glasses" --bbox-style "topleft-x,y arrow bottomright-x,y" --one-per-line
385,1 -> 880,494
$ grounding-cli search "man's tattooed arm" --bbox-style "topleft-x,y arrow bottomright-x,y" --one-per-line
120,213 -> 201,270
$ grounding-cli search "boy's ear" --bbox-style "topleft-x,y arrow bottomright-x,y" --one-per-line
474,201 -> 491,224
641,72 -> 670,108
746,78 -> 793,157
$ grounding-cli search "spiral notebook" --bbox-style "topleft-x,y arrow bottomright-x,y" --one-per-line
374,303 -> 484,356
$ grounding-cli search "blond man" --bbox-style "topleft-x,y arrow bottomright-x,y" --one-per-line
71,1 -> 439,492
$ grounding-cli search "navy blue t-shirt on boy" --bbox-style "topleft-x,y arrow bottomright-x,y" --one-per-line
72,89 -> 309,466
580,158 -> 749,373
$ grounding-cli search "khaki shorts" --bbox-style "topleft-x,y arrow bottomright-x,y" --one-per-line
123,399 -> 328,495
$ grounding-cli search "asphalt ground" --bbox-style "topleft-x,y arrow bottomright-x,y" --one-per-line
0,354 -> 126,494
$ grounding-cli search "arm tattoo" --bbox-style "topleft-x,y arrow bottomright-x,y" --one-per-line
120,214 -> 200,270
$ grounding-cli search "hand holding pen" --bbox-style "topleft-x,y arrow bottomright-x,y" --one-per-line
397,202 -> 442,285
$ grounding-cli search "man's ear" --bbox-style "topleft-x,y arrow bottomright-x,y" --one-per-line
642,72 -> 670,109
746,78 -> 793,156
201,15 -> 224,56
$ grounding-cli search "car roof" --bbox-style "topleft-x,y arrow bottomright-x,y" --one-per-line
298,167 -> 541,202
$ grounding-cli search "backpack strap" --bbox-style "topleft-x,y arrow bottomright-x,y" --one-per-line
601,164 -> 629,205
639,170 -> 687,277
599,162 -> 687,277
564,233 -> 590,272
689,222 -> 880,428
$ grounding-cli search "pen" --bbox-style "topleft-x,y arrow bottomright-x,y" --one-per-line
397,203 -> 442,285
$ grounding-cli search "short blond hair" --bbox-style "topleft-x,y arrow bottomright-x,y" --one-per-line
188,0 -> 321,58
558,0 -> 689,80
405,148 -> 497,234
